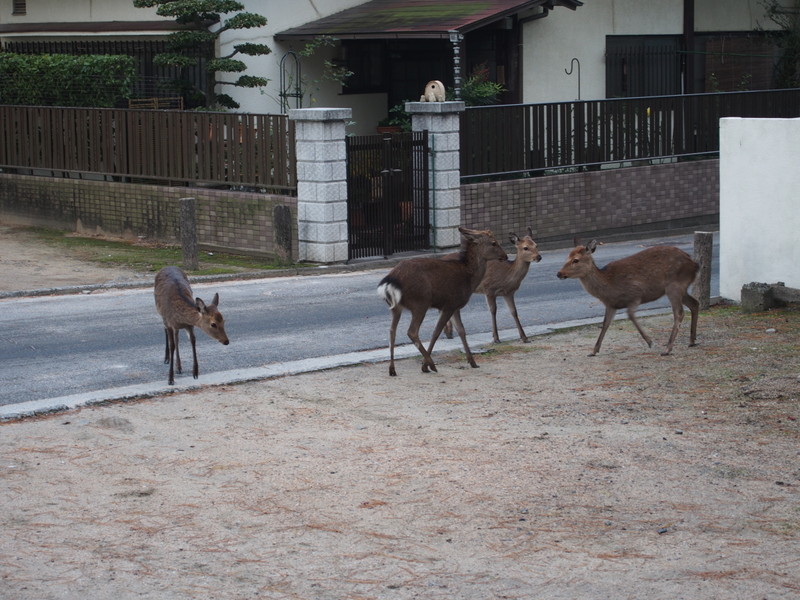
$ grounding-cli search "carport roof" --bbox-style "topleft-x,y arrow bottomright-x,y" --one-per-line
275,0 -> 583,40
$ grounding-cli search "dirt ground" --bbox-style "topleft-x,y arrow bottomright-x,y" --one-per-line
0,225 -> 144,292
1,225 -> 799,599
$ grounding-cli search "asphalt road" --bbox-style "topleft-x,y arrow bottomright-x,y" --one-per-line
0,233 -> 719,416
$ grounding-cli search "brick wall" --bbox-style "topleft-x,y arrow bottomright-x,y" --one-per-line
0,174 -> 298,261
1,158 -> 718,262
461,159 -> 719,246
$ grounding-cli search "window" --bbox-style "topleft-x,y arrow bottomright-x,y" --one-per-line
606,36 -> 681,98
13,0 -> 26,15
342,41 -> 385,93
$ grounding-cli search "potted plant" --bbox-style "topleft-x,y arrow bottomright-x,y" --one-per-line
376,103 -> 412,133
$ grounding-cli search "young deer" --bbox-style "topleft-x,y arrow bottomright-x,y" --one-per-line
377,227 -> 508,376
556,240 -> 699,356
154,266 -> 230,385
445,228 -> 542,343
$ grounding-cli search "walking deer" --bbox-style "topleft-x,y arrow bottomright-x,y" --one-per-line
556,240 -> 699,356
154,266 -> 229,385
445,228 -> 542,343
376,227 -> 508,376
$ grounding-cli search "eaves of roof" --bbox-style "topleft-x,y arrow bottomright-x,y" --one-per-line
275,0 -> 582,41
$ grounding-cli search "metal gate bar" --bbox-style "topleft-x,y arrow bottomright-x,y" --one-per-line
346,130 -> 429,259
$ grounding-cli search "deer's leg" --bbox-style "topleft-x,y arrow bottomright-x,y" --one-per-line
449,309 -> 478,368
167,328 -> 176,385
485,294 -> 501,343
163,328 -> 170,364
502,294 -> 528,343
174,329 -> 182,374
388,307 -> 402,376
592,306 -> 618,356
625,302 -> 653,350
683,292 -> 700,347
407,308 -> 437,373
442,310 -> 453,339
188,327 -> 199,379
662,290 -> 687,356
428,308 -> 453,354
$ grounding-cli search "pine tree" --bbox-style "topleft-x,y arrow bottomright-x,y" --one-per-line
133,0 -> 271,108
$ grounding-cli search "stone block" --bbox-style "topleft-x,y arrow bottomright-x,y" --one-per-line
741,281 -> 800,313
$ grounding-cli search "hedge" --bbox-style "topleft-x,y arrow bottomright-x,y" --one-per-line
0,53 -> 136,107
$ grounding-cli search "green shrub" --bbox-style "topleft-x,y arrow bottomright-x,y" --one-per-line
0,53 -> 136,107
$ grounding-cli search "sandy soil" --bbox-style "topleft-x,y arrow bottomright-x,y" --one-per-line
1,225 -> 799,599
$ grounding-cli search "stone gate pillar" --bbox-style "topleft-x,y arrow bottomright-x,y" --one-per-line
288,108 -> 351,263
406,100 -> 466,249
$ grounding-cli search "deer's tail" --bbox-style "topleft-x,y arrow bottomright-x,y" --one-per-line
377,276 -> 402,309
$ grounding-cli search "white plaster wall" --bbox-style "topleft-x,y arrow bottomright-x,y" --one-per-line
719,118 -> 800,300
695,0 -> 777,32
521,0 -> 775,103
0,0 -> 159,22
220,0 -> 366,118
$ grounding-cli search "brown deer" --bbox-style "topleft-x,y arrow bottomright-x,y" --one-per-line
556,240 -> 699,356
377,227 -> 508,376
444,228 -> 542,343
154,266 -> 230,385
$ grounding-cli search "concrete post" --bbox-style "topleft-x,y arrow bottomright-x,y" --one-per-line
288,108 -> 351,263
179,197 -> 198,271
406,101 -> 466,250
692,231 -> 714,310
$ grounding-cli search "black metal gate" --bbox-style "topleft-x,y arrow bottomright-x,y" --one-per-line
346,131 -> 429,259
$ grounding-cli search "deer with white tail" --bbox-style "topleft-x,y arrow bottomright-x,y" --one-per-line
556,240 -> 699,356
377,227 -> 508,376
154,266 -> 230,385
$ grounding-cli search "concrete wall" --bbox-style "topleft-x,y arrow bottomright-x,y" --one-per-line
461,159 -> 719,247
0,174 -> 298,262
719,118 -> 800,300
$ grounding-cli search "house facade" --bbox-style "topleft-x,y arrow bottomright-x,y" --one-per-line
0,1 -> 785,133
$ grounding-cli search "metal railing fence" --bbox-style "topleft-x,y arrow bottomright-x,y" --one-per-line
461,88 -> 800,181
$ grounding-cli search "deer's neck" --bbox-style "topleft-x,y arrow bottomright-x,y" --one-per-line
508,258 -> 530,282
580,262 -> 612,298
464,248 -> 490,289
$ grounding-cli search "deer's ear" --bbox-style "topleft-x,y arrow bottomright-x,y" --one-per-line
586,240 -> 598,254
509,233 -> 519,244
527,226 -> 534,237
211,293 -> 220,307
195,298 -> 207,312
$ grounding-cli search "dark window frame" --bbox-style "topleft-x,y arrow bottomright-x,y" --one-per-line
341,40 -> 386,94
12,0 -> 26,16
606,35 -> 682,98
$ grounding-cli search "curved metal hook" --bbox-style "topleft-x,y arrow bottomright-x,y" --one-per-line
565,57 -> 581,100
565,57 -> 580,76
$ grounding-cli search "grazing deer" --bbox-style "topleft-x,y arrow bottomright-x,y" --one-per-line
154,266 -> 229,385
376,227 -> 508,376
556,240 -> 699,356
444,228 -> 542,343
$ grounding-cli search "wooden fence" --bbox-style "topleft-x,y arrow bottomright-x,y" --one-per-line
461,88 -> 800,180
0,105 -> 296,192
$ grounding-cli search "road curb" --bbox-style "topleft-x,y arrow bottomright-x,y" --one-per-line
0,308 -> 691,422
